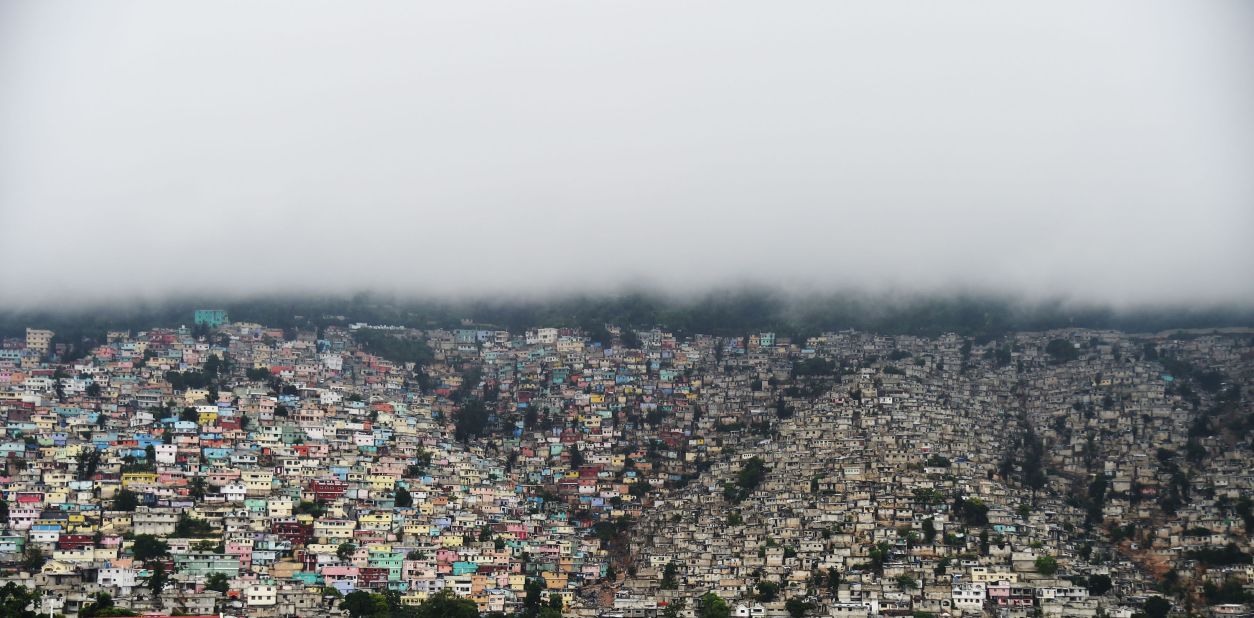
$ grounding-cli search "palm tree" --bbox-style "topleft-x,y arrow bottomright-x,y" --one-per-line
189,476 -> 206,500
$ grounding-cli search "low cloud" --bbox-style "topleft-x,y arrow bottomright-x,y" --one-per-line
2,1 -> 1252,309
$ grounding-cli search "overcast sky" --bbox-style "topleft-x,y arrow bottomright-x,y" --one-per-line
2,1 -> 1251,309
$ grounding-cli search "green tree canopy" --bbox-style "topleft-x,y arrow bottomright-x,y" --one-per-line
340,590 -> 388,618
785,598 -> 814,618
337,542 -> 357,561
1034,555 -> 1058,576
699,592 -> 730,618
1143,596 -> 1170,618
112,488 -> 140,512
395,485 -> 413,508
415,590 -> 481,618
131,535 -> 169,561
0,583 -> 41,618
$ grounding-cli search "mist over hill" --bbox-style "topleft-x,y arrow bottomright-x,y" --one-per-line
4,290 -> 1251,354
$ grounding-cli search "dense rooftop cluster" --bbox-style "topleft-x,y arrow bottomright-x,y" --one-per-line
0,317 -> 1250,618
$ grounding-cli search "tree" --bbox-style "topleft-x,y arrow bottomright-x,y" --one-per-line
204,354 -> 222,376
189,476 -> 207,500
825,567 -> 841,591
295,500 -> 327,518
1045,339 -> 1078,363
81,592 -> 140,617
112,488 -> 140,512
86,383 -> 102,397
148,562 -> 169,601
337,542 -> 357,561
620,329 -> 642,349
755,580 -> 780,602
174,513 -> 215,537
1203,578 -> 1254,605
1086,574 -> 1112,596
776,397 -> 794,419
205,572 -> 230,593
1184,543 -> 1252,566
523,578 -> 543,614
415,589 -> 480,618
569,444 -> 584,469
660,561 -> 678,589
340,591 -> 387,618
725,456 -> 768,502
867,542 -> 892,576
699,592 -> 730,618
395,485 -> 413,508
662,599 -> 687,618
1143,596 -> 1170,618
21,546 -> 45,572
534,592 -> 563,618
785,598 -> 814,618
407,451 -> 433,477
1034,555 -> 1058,576
455,399 -> 491,442
131,535 -> 170,561
0,582 -> 40,618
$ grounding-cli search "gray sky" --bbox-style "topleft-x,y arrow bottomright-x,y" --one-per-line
2,1 -> 1252,309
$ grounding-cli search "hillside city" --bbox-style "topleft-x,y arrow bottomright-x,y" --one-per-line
0,311 -> 1251,618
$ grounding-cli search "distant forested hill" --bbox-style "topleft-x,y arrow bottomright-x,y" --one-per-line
2,290 -> 1251,350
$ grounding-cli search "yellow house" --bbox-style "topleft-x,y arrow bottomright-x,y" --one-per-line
43,471 -> 72,488
366,474 -> 396,492
41,560 -> 77,576
541,571 -> 567,590
359,513 -> 393,531
313,519 -> 356,541
267,498 -> 293,518
553,590 -> 574,607
306,543 -> 339,555
122,472 -> 157,488
241,471 -> 274,496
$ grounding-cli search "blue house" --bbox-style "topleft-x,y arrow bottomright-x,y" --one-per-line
193,309 -> 229,328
